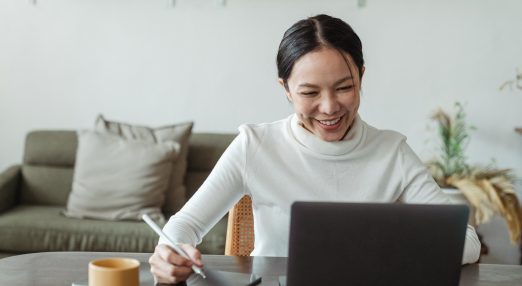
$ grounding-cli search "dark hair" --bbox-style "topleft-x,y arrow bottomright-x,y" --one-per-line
276,14 -> 364,85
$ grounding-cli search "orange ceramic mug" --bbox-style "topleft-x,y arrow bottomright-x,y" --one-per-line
88,258 -> 140,286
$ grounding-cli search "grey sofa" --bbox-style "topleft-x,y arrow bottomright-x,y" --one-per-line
0,130 -> 236,258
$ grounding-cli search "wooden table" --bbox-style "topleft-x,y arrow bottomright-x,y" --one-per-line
0,252 -> 521,285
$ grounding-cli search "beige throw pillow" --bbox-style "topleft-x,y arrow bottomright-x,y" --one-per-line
64,130 -> 179,222
95,115 -> 193,215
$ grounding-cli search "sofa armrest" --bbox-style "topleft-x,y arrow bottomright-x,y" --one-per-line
0,165 -> 21,213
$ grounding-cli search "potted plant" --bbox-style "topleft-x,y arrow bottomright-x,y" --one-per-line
426,102 -> 522,244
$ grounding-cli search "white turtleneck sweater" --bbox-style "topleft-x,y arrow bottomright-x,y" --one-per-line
161,114 -> 481,264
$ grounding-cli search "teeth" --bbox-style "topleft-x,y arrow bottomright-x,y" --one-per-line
319,117 -> 341,126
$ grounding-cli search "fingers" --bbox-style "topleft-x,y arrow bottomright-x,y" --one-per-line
149,244 -> 198,284
180,243 -> 203,267
161,246 -> 193,267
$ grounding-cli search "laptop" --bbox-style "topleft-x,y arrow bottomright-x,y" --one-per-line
284,202 -> 469,286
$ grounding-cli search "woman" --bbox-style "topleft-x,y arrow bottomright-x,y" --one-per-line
149,14 -> 481,284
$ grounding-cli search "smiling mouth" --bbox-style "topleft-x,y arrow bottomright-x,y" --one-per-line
317,115 -> 344,128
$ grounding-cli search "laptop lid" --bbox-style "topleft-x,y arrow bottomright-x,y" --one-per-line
286,202 -> 469,286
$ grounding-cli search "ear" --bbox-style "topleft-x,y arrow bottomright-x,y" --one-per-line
358,66 -> 366,89
278,78 -> 292,102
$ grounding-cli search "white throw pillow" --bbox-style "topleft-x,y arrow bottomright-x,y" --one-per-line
95,115 -> 193,215
64,130 -> 179,222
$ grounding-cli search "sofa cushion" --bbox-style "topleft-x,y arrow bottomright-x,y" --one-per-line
0,205 -> 159,253
0,205 -> 228,255
23,131 -> 78,166
187,133 -> 237,172
64,130 -> 178,222
95,115 -> 193,216
0,205 -> 158,253
20,131 -> 77,205
21,165 -> 74,205
185,133 -> 237,199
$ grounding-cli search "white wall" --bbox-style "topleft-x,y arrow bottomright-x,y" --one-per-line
1,0 -> 521,263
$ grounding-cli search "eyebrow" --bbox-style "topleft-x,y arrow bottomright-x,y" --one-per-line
297,76 -> 353,88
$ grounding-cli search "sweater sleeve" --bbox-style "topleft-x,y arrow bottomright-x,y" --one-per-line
397,141 -> 481,265
159,132 -> 247,247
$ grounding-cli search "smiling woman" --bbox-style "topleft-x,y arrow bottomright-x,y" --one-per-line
277,15 -> 364,142
280,48 -> 361,142
148,14 -> 482,284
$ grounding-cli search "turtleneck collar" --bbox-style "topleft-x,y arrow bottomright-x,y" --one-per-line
289,113 -> 366,156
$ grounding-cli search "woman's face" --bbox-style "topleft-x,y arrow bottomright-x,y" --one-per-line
281,47 -> 363,142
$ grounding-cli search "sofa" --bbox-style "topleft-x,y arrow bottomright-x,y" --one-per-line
0,130 -> 236,259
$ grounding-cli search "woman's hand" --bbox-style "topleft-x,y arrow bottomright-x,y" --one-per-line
149,243 -> 203,284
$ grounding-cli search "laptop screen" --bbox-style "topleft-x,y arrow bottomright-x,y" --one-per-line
286,202 -> 468,286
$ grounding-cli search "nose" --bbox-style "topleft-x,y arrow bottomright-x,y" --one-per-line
318,93 -> 340,115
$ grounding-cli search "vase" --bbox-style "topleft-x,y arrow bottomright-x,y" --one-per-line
441,187 -> 476,226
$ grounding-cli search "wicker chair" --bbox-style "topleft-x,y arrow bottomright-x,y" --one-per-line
224,195 -> 254,256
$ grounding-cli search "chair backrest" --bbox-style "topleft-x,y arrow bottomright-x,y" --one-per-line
225,195 -> 254,256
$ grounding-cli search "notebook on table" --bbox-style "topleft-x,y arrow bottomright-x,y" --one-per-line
283,202 -> 469,286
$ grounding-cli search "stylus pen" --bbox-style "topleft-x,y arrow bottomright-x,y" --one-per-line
142,214 -> 207,279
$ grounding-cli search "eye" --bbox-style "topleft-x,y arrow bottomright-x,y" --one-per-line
299,91 -> 319,96
337,85 -> 354,91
